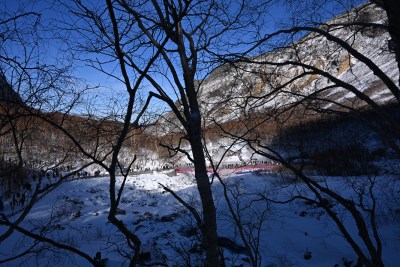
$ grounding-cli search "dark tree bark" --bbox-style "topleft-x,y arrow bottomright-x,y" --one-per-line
188,111 -> 219,266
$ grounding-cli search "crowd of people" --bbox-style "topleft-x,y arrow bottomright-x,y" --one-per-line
0,167 -> 96,214
0,181 -> 32,214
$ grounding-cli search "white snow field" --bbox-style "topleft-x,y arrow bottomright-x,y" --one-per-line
1,170 -> 399,266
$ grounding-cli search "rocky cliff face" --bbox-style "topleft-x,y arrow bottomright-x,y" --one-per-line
196,2 -> 397,124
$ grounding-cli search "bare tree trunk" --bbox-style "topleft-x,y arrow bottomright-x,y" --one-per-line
189,127 -> 219,266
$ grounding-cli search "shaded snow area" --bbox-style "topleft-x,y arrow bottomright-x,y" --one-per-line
1,171 -> 399,266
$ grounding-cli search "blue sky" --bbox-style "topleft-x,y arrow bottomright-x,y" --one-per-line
1,0 -> 366,116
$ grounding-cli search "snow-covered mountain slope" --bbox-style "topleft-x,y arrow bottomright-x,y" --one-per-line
151,2 -> 398,167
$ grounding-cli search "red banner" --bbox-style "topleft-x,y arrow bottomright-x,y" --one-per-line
175,165 -> 278,174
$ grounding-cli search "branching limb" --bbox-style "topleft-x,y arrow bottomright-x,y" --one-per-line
158,183 -> 202,227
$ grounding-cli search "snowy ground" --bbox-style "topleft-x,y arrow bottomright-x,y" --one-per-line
1,171 -> 399,267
